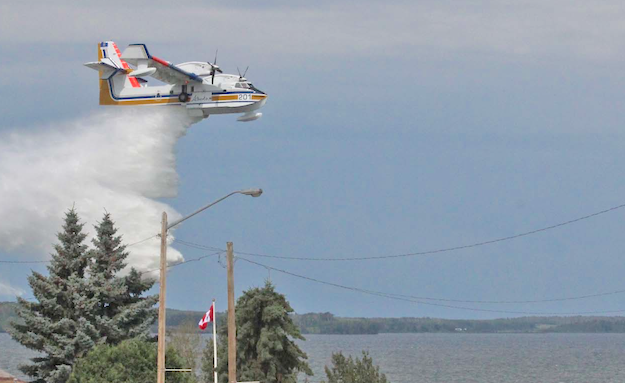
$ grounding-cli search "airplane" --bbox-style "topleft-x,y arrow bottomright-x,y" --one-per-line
84,41 -> 267,121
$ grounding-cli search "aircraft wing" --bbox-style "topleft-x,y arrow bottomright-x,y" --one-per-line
121,44 -> 204,85
148,56 -> 204,84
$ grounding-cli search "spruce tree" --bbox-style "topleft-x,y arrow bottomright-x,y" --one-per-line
9,209 -> 97,383
86,213 -> 157,344
202,281 -> 312,383
9,210 -> 158,382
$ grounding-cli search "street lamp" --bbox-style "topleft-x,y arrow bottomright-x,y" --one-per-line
167,189 -> 263,230
157,188 -> 263,383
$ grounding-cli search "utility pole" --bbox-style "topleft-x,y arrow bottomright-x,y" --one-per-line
227,242 -> 237,383
157,212 -> 168,383
153,190 -> 262,383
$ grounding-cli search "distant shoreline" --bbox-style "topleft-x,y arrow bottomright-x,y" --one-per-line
3,302 -> 625,335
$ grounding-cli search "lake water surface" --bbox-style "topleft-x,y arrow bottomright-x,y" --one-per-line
2,332 -> 625,382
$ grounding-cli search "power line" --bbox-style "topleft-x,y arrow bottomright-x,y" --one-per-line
229,202 -> 625,261
0,259 -> 49,264
6,202 -> 625,264
237,257 -> 625,315
20,251 -> 225,301
0,234 -> 160,264
167,250 -> 224,270
136,250 -> 225,278
18,247 -> 625,306
171,241 -> 625,304
172,239 -> 224,252
390,288 -> 625,305
126,234 -> 160,247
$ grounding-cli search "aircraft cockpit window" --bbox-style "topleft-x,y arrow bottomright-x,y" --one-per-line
248,83 -> 265,94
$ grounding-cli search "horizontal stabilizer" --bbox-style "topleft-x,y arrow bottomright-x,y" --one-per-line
84,58 -> 120,80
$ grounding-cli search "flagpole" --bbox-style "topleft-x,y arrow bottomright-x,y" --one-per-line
213,299 -> 218,383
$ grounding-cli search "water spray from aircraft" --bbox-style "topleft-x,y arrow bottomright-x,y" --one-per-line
0,108 -> 199,276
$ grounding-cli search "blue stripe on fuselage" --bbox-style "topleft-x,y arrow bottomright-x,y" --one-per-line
107,79 -> 255,102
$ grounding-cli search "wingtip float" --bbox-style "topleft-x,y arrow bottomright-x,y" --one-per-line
84,41 -> 267,121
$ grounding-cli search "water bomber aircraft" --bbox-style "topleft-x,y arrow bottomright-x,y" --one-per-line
84,41 -> 267,121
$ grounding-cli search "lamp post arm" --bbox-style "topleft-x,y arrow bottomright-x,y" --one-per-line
167,191 -> 240,230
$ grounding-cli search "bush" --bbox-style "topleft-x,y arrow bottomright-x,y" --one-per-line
322,351 -> 388,383
68,338 -> 194,383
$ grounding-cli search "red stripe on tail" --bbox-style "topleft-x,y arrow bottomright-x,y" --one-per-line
112,42 -> 140,88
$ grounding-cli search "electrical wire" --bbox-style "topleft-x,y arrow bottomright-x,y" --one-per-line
0,234 -> 160,264
0,259 -> 49,264
6,202 -> 625,264
237,257 -> 625,315
19,251 -> 225,302
137,250 -> 225,278
230,203 -> 625,261
126,234 -> 160,248
172,239 -> 224,252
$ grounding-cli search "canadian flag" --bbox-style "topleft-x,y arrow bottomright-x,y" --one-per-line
198,304 -> 214,330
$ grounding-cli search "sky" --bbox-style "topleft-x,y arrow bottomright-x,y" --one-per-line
1,0 -> 625,319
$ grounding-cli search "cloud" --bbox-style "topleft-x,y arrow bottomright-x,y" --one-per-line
0,281 -> 25,297
0,108 -> 199,276
1,0 -> 625,61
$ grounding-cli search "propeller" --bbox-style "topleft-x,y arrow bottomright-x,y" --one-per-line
208,50 -> 223,84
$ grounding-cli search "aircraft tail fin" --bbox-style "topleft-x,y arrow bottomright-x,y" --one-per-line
96,41 -> 140,83
82,42 -> 142,105
84,41 -> 142,105
97,41 -> 130,72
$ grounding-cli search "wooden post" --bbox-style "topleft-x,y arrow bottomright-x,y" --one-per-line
157,212 -> 168,383
227,242 -> 237,383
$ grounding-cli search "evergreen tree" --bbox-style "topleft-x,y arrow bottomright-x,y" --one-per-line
9,210 -> 158,382
201,281 -> 312,383
85,213 -> 157,344
9,209 -> 96,383
322,351 -> 388,383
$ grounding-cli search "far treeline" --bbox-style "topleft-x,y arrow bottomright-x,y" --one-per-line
292,313 -> 625,334
3,302 -> 625,335
159,309 -> 625,334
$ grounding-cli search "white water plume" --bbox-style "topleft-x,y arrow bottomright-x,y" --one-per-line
0,108 -> 201,277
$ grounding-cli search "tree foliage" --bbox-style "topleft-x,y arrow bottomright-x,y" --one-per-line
293,313 -> 381,334
168,319 -> 202,383
202,281 -> 312,383
8,209 -> 157,382
322,351 -> 388,383
200,336 -> 218,383
67,338 -> 193,383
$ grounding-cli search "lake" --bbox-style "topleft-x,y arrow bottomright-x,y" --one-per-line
2,332 -> 625,382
